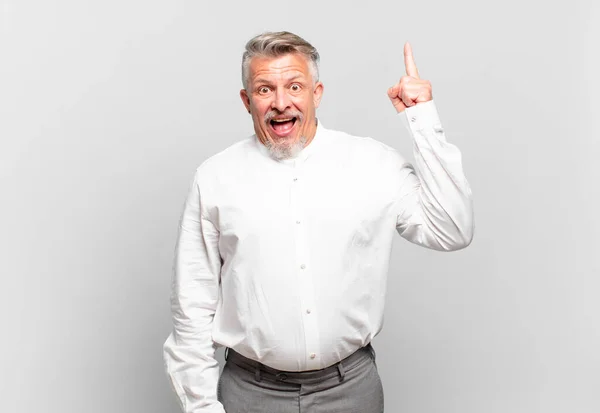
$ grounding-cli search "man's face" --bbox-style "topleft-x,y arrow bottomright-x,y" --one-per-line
240,53 -> 324,159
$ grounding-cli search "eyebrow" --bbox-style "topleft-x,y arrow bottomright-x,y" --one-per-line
253,74 -> 306,85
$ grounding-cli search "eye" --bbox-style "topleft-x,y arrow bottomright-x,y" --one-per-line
290,83 -> 301,92
258,86 -> 271,94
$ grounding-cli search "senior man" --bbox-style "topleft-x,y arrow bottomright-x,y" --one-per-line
163,31 -> 474,413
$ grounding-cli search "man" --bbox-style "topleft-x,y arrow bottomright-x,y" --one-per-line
163,31 -> 474,413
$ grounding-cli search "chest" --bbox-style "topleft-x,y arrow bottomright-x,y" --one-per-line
210,161 -> 394,243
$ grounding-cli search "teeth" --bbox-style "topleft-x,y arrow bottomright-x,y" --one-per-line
272,118 -> 292,123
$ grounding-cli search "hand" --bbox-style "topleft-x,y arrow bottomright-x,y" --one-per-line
387,42 -> 433,113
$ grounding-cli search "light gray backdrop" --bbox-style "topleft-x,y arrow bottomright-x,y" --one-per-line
1,1 -> 598,412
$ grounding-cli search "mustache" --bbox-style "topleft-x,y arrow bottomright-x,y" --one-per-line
264,110 -> 304,123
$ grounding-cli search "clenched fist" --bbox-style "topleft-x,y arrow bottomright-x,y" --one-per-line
387,42 -> 432,113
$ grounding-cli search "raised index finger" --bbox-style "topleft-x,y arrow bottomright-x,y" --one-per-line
404,42 -> 420,78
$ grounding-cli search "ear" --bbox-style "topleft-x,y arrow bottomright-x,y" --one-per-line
313,81 -> 324,108
240,89 -> 251,113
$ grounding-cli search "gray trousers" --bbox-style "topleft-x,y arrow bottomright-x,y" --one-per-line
217,344 -> 384,413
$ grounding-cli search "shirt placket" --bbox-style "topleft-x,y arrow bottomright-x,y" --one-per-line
290,159 -> 321,370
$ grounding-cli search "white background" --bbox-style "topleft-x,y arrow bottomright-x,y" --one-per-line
1,1 -> 598,412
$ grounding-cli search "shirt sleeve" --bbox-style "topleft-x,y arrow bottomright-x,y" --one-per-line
163,169 -> 225,413
393,99 -> 474,251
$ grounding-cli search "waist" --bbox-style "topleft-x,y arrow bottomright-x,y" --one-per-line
225,343 -> 375,384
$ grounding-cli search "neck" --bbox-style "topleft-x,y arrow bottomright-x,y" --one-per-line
303,118 -> 319,148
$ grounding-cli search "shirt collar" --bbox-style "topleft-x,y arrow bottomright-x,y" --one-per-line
254,118 -> 327,165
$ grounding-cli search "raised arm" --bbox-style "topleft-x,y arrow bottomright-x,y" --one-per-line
387,43 -> 474,251
163,169 -> 225,413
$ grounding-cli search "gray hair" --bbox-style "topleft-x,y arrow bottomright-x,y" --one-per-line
241,31 -> 320,89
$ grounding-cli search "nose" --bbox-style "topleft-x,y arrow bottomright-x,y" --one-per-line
271,87 -> 291,112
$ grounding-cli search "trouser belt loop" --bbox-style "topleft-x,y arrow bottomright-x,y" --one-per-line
255,365 -> 262,382
337,362 -> 346,382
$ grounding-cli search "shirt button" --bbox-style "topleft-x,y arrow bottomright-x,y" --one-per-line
410,116 -> 417,123
293,177 -> 298,182
306,309 -> 311,314
296,220 -> 301,224
310,353 -> 316,359
300,264 -> 306,269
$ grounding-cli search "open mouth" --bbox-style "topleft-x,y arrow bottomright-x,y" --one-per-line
269,117 -> 297,137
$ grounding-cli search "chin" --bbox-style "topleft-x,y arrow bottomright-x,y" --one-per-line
265,135 -> 307,160
271,133 -> 299,144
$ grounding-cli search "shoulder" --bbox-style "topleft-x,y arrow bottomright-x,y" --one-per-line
193,136 -> 255,180
322,125 -> 408,166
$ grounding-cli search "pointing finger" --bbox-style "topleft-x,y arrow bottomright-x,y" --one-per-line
404,42 -> 420,79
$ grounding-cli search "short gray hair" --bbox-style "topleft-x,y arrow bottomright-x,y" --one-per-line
241,31 -> 320,89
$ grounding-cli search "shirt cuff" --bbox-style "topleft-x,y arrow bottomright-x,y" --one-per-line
398,99 -> 442,133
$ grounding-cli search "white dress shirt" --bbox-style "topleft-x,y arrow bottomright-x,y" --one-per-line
163,100 -> 474,413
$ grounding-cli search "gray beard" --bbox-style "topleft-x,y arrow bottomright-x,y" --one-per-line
264,135 -> 308,161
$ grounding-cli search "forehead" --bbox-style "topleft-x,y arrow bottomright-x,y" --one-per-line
249,53 -> 311,83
